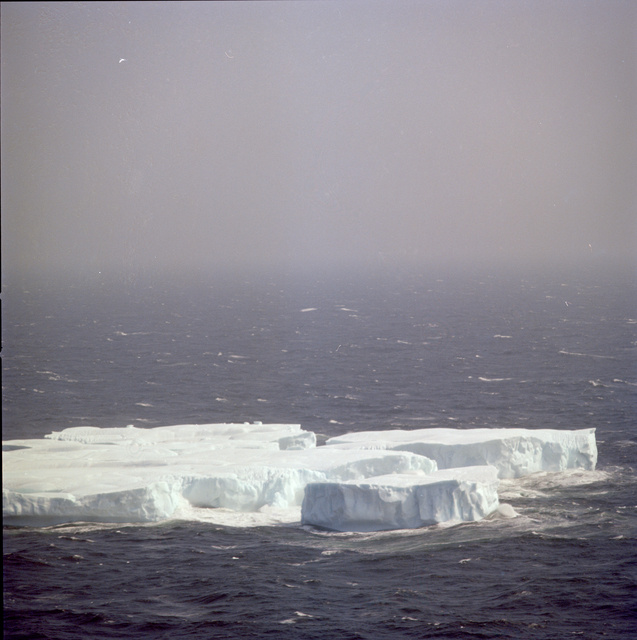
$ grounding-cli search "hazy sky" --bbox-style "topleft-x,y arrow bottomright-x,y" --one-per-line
2,1 -> 636,278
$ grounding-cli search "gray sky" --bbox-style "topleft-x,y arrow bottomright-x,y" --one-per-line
2,0 -> 636,278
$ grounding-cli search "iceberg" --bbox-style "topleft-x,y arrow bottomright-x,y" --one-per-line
301,466 -> 500,532
2,423 -> 436,527
324,427 -> 597,479
2,423 -> 596,529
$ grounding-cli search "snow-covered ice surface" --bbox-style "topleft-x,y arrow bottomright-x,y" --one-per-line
43,422 -> 316,450
301,466 -> 500,532
2,423 -> 436,527
3,424 -> 596,529
325,427 -> 597,478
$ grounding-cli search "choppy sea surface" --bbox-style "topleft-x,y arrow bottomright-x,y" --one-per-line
3,262 -> 637,639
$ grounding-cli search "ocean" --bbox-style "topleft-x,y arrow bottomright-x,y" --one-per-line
3,261 -> 637,639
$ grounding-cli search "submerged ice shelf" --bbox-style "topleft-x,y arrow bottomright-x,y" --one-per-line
3,424 -> 597,529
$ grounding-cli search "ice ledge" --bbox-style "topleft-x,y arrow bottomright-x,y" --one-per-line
301,466 -> 500,532
325,427 -> 597,479
3,482 -> 180,528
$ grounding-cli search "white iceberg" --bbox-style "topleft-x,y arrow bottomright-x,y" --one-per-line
301,466 -> 500,532
2,423 -> 596,529
2,423 -> 436,527
324,427 -> 597,478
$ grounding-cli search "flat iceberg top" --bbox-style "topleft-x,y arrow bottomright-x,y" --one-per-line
340,465 -> 500,488
44,422 -> 314,450
3,436 -> 436,492
327,427 -> 596,446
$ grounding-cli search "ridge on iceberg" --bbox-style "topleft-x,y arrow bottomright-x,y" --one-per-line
324,427 -> 597,478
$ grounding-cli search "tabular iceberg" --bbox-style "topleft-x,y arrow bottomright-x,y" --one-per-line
2,423 -> 436,527
324,427 -> 597,478
3,423 -> 597,529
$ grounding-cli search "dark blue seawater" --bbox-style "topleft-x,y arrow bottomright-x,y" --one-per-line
3,262 -> 637,639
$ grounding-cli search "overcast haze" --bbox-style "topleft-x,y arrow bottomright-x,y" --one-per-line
2,1 -> 636,280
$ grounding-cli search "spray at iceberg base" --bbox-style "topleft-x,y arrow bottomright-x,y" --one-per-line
2,424 -> 597,531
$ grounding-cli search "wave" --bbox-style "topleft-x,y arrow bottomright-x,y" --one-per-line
558,350 -> 615,359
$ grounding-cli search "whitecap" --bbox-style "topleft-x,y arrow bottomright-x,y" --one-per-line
613,379 -> 637,386
558,350 -> 615,359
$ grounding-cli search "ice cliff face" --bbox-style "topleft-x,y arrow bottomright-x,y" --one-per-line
2,424 -> 596,529
301,466 -> 500,532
